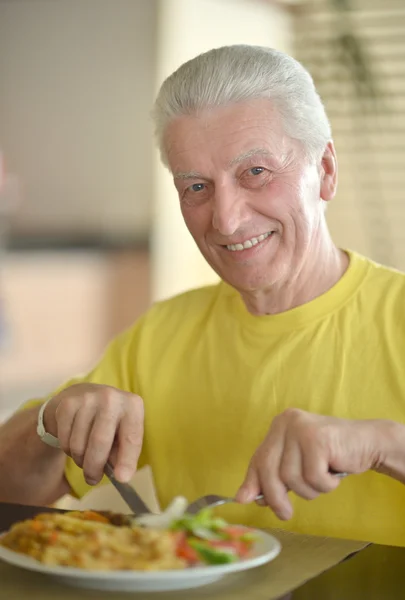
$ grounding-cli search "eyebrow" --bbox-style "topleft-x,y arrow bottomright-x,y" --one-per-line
173,147 -> 274,180
173,170 -> 205,181
228,147 -> 273,167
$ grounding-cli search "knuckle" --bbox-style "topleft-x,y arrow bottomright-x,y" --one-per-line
91,432 -> 109,448
129,394 -> 144,414
122,431 -> 142,448
283,407 -> 303,420
55,396 -> 76,419
102,389 -> 119,412
82,391 -> 96,407
271,413 -> 283,428
272,408 -> 303,430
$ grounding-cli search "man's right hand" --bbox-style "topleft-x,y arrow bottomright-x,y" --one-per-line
43,383 -> 144,486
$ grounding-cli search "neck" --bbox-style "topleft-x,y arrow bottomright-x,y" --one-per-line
240,231 -> 349,316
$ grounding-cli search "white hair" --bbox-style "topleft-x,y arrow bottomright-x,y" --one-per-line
151,44 -> 332,167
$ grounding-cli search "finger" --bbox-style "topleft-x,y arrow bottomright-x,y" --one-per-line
302,445 -> 342,494
279,440 -> 320,501
235,462 -> 261,503
68,403 -> 97,468
114,400 -> 144,483
260,465 -> 292,521
108,439 -> 119,467
56,399 -> 80,454
82,411 -> 118,485
257,416 -> 293,520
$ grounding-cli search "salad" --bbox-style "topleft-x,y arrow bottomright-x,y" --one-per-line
169,508 -> 258,565
134,495 -> 258,565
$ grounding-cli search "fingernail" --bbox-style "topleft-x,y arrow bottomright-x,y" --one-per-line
116,467 -> 133,482
236,488 -> 252,503
86,478 -> 98,486
278,505 -> 293,521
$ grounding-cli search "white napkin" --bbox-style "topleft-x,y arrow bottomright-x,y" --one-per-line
54,465 -> 161,514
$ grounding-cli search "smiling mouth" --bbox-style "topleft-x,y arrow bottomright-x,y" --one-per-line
224,231 -> 274,252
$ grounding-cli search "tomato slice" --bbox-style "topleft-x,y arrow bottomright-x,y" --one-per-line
223,525 -> 255,539
174,532 -> 200,563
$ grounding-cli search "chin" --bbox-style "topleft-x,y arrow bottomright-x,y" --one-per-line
220,270 -> 277,293
219,259 -> 286,291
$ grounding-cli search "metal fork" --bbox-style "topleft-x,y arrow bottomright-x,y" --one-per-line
186,493 -> 264,515
186,471 -> 347,515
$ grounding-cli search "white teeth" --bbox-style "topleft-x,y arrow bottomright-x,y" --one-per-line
226,231 -> 272,252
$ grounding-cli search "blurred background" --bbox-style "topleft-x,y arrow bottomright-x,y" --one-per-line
0,0 -> 403,420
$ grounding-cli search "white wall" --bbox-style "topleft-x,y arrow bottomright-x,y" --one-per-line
151,0 -> 293,301
0,0 -> 293,300
0,0 -> 157,239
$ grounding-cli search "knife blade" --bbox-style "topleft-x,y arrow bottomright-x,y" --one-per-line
104,461 -> 153,516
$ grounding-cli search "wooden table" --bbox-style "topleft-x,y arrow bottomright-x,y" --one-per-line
289,542 -> 405,599
0,502 -> 403,599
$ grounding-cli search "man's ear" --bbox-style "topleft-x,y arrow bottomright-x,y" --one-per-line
320,141 -> 338,202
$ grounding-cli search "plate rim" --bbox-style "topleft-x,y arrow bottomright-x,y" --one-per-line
0,528 -> 281,581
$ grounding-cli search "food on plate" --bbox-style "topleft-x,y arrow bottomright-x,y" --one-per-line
0,508 -> 258,571
66,509 -> 133,527
0,512 -> 184,571
134,495 -> 189,529
169,508 -> 258,565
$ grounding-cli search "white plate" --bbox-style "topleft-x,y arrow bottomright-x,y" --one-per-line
0,529 -> 281,592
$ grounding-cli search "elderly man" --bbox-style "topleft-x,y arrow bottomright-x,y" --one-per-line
1,45 -> 405,547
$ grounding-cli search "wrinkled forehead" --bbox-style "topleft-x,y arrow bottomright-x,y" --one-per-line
163,99 -> 294,173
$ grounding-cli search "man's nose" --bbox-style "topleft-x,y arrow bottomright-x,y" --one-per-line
212,186 -> 244,237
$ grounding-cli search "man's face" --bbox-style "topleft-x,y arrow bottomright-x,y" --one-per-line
164,99 -> 333,293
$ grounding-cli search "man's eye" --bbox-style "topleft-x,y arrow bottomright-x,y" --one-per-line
249,167 -> 265,176
188,183 -> 206,193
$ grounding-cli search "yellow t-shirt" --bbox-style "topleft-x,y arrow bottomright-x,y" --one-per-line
26,250 -> 405,546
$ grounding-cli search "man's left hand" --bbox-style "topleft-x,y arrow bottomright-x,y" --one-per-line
236,408 -> 394,520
